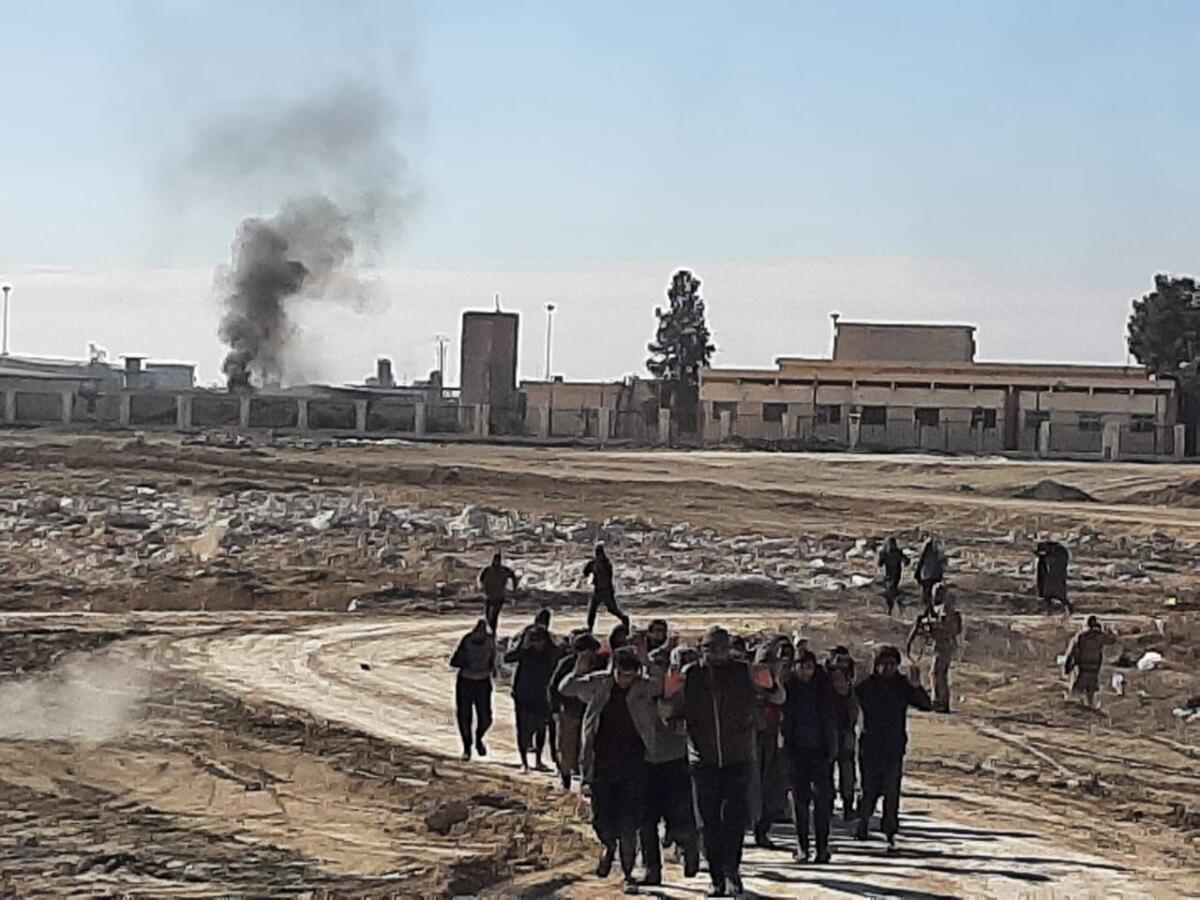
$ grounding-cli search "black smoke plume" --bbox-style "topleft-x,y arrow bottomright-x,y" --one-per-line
173,82 -> 413,388
218,196 -> 354,389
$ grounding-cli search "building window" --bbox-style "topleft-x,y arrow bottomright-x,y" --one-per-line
861,405 -> 887,426
1078,413 -> 1103,432
816,403 -> 842,425
914,407 -> 940,428
970,407 -> 997,430
1130,414 -> 1156,433
1025,410 -> 1049,431
763,402 -> 787,423
713,401 -> 739,420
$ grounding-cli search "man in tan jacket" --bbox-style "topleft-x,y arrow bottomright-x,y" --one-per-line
1063,615 -> 1117,709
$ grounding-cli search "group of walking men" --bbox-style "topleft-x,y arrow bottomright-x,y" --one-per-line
451,602 -> 933,895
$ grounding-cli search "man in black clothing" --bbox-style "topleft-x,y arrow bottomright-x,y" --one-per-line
560,646 -> 659,893
914,539 -> 946,613
478,552 -> 519,632
782,650 -> 836,863
1035,540 -> 1072,612
448,618 -> 496,760
877,537 -> 909,615
663,625 -> 783,898
503,622 -> 562,772
584,545 -> 630,633
855,645 -> 932,852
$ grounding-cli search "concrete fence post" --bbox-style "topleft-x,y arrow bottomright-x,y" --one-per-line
119,393 -> 133,428
354,399 -> 369,434
718,410 -> 732,442
414,402 -> 426,436
1174,423 -> 1186,460
2,390 -> 15,425
539,403 -> 551,439
598,407 -> 612,446
1037,419 -> 1051,458
477,404 -> 490,437
780,411 -> 793,441
59,391 -> 74,425
175,394 -> 192,431
848,416 -> 861,450
295,398 -> 309,431
657,408 -> 671,446
1102,421 -> 1120,461
238,395 -> 251,429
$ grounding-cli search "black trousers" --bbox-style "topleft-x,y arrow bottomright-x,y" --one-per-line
790,747 -> 834,855
454,676 -> 492,750
515,702 -> 551,755
592,765 -> 647,878
859,754 -> 904,836
484,597 -> 505,632
586,588 -> 630,632
834,742 -> 857,811
639,757 -> 698,874
690,761 -> 751,886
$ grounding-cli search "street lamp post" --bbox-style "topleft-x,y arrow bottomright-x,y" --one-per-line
544,303 -> 556,381
1,285 -> 10,356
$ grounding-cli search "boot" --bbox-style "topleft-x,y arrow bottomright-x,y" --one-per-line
753,821 -> 775,850
474,737 -> 487,757
597,843 -> 615,878
641,868 -> 661,887
683,842 -> 700,878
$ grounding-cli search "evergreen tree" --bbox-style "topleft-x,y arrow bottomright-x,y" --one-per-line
647,269 -> 716,432
1127,274 -> 1200,375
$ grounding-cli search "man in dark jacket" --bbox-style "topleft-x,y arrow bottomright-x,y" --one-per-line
504,622 -> 562,772
449,618 -> 497,761
560,646 -> 658,893
915,538 -> 946,612
478,551 -> 520,632
877,537 -> 909,615
584,544 -> 630,633
782,650 -> 836,863
1035,540 -> 1072,612
854,645 -> 932,852
663,626 -> 783,897
549,630 -> 602,788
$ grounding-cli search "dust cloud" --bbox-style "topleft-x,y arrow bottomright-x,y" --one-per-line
0,656 -> 149,743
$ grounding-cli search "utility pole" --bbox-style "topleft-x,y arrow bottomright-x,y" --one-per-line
544,303 -> 556,381
1,285 -> 10,356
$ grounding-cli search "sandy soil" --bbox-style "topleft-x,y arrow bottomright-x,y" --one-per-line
0,434 -> 1196,896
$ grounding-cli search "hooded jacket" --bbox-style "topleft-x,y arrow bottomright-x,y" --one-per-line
449,632 -> 496,681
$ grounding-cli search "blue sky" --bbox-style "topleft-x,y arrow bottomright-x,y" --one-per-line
2,1 -> 1199,383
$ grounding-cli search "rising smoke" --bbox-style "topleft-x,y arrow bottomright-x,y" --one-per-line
177,82 -> 413,388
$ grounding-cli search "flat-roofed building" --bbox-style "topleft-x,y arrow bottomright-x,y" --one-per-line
700,320 -> 1178,459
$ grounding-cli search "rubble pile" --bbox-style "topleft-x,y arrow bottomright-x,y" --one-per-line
1,477 -> 1196,611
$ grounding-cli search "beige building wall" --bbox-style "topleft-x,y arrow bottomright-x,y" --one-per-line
833,323 -> 976,363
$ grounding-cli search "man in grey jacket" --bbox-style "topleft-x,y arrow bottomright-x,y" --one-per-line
638,625 -> 700,885
448,618 -> 496,761
559,645 -> 658,893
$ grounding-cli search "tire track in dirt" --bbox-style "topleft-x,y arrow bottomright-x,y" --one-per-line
164,613 -> 1173,897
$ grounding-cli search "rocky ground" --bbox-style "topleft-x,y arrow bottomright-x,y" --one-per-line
0,433 -> 1196,896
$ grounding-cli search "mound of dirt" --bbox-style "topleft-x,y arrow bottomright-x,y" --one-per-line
1012,479 -> 1096,503
1124,479 -> 1200,508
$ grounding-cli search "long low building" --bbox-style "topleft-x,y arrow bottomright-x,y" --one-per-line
700,321 -> 1179,459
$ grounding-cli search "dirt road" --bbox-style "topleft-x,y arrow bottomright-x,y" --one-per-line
161,611 -> 1180,897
